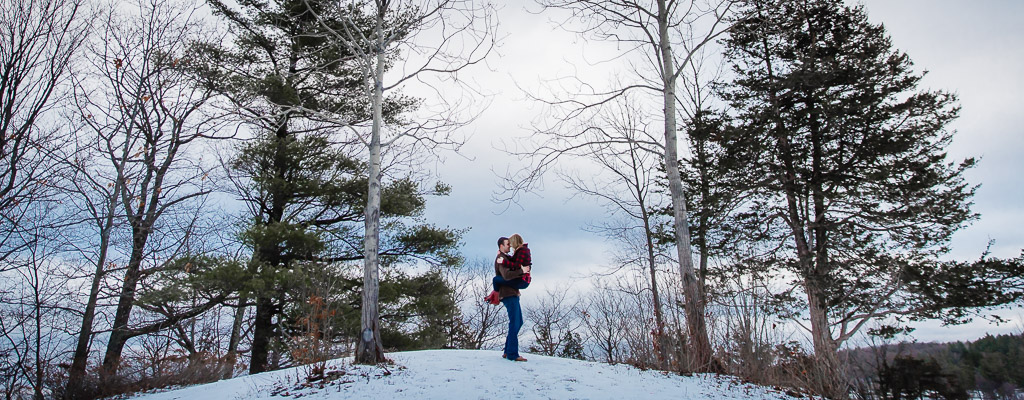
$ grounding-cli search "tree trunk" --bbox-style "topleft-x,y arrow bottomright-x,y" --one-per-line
696,134 -> 710,306
635,140 -> 670,369
806,95 -> 848,398
806,281 -> 835,360
100,232 -> 147,378
249,295 -> 275,374
248,115 -> 292,373
657,0 -> 713,372
644,213 -> 670,370
65,257 -> 107,394
751,7 -> 845,389
355,16 -> 387,365
777,111 -> 847,396
806,278 -> 846,398
32,266 -> 43,400
223,294 -> 247,379
66,215 -> 116,396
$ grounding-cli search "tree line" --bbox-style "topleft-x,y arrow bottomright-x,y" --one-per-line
844,332 -> 1024,399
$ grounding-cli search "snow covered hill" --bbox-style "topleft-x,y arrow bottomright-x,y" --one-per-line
129,350 -> 796,400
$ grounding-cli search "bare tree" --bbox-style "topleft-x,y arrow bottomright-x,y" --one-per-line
578,279 -> 630,364
524,285 -> 579,357
305,0 -> 496,364
0,0 -> 87,267
58,142 -> 124,397
503,0 -> 739,371
557,93 -> 676,368
444,258 -> 506,349
0,0 -> 87,396
0,221 -> 74,400
66,0 -> 226,380
710,248 -> 790,384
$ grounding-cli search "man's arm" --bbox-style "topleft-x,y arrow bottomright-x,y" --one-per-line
496,254 -> 525,280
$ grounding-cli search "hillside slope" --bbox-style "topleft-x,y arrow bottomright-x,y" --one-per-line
129,350 -> 795,399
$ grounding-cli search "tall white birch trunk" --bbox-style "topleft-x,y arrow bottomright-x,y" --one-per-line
657,0 -> 714,372
356,10 -> 387,364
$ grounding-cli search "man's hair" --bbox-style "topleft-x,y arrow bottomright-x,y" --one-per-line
497,237 -> 509,247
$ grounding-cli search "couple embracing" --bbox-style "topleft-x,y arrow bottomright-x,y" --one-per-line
484,234 -> 533,362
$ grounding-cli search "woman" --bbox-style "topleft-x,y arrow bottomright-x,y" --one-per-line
484,233 -> 532,305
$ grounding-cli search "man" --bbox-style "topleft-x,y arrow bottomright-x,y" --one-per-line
495,236 -> 530,362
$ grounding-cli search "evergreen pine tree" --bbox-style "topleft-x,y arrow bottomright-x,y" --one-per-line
719,0 -> 1009,394
559,331 -> 586,361
193,0 -> 460,373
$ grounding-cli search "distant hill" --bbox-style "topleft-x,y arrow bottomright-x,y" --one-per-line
843,333 -> 1024,396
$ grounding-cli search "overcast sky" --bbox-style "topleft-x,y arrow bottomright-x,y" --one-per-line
418,0 -> 1024,343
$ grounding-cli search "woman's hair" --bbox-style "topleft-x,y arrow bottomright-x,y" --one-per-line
509,233 -> 524,249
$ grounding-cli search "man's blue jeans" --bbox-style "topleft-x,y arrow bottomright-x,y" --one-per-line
493,275 -> 529,292
501,295 -> 523,360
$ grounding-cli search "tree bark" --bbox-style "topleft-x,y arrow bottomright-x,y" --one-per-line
806,277 -> 845,398
355,16 -> 387,364
66,244 -> 110,393
643,210 -> 670,369
248,113 -> 292,373
223,294 -> 247,379
249,295 -> 275,374
657,0 -> 714,372
66,201 -> 118,395
32,265 -> 43,400
100,231 -> 147,378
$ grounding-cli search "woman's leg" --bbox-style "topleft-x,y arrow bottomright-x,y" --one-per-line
493,275 -> 529,290
491,275 -> 506,292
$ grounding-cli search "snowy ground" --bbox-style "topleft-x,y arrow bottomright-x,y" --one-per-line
128,350 -> 796,400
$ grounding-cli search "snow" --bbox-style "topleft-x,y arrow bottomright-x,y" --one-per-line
128,350 -> 796,400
